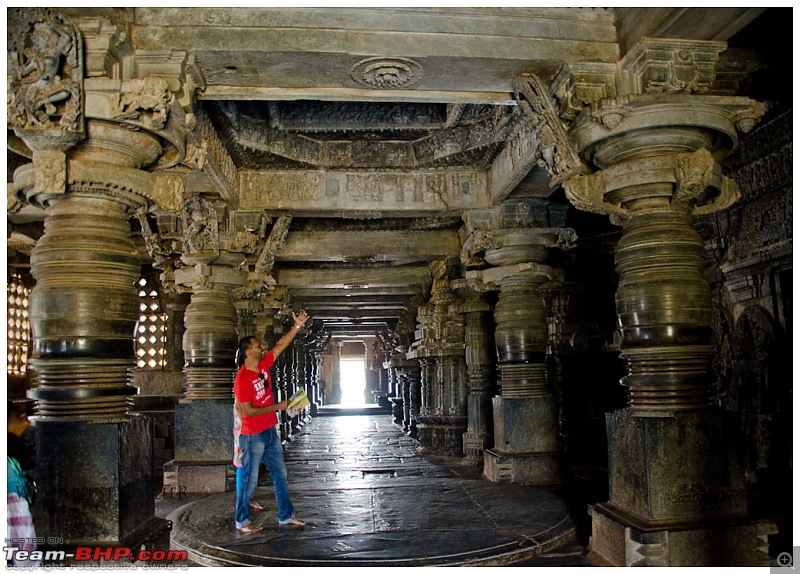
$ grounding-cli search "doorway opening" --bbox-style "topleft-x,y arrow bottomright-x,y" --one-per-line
339,358 -> 367,406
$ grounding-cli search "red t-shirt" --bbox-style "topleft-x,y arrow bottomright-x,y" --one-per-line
233,351 -> 279,435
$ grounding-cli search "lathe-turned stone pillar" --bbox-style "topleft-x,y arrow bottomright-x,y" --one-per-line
563,39 -> 772,566
464,201 -> 573,484
457,294 -> 495,465
9,7 -> 191,552
164,262 -> 245,494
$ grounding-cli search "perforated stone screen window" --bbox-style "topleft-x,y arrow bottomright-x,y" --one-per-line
136,277 -> 168,369
7,274 -> 30,377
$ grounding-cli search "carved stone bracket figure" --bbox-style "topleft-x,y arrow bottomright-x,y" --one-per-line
512,73 -> 584,189
8,7 -> 84,135
181,195 -> 220,263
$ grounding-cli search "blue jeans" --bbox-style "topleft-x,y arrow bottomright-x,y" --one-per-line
234,426 -> 294,528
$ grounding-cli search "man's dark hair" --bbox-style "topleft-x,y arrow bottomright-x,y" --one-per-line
237,336 -> 255,367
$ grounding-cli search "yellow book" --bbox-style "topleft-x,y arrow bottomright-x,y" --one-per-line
287,389 -> 310,416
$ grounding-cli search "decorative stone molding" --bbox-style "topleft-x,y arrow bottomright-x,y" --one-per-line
550,62 -> 618,126
193,107 -> 239,205
619,38 -> 726,96
350,57 -> 422,89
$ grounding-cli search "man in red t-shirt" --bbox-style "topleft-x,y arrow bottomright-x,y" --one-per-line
233,310 -> 310,534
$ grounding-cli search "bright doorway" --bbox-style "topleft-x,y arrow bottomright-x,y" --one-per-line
339,358 -> 367,406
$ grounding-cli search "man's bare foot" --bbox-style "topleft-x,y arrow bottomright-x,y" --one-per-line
249,501 -> 265,512
238,523 -> 264,535
278,517 -> 306,529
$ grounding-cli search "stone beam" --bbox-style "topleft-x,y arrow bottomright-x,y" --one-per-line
277,265 -> 432,289
131,8 -> 618,102
277,230 -> 460,262
240,170 -> 488,216
290,286 -> 422,298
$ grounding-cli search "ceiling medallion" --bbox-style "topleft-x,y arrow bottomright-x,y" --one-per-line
351,57 -> 422,89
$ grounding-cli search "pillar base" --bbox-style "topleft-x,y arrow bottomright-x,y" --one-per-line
462,431 -> 491,465
416,415 -> 467,456
32,416 -> 158,543
167,400 -> 235,494
163,460 -> 236,494
483,448 -> 560,484
606,408 -> 747,520
587,502 -> 776,566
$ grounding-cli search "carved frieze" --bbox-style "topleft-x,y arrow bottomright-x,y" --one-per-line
7,8 -> 84,136
194,107 -> 240,203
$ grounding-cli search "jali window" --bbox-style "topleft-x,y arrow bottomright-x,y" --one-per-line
136,277 -> 168,369
7,274 -> 31,376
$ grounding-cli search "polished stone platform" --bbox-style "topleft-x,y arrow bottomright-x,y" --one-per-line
165,413 -> 591,567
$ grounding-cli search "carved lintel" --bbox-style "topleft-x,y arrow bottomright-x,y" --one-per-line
193,108 -> 238,206
255,213 -> 293,273
8,8 -> 85,138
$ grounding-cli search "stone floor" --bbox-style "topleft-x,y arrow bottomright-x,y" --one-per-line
159,410 -> 595,567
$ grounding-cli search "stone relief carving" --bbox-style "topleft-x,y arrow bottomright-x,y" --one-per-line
350,57 -> 423,89
7,7 -> 84,134
181,196 -> 219,259
112,76 -> 171,131
195,108 -> 239,198
674,149 -> 740,216
33,150 -> 67,195
563,170 -> 623,218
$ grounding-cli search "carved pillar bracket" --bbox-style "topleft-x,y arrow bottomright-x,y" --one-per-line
255,212 -> 293,273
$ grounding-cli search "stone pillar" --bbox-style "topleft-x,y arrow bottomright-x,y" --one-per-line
9,7 -> 189,551
164,262 -> 244,494
329,341 -> 343,404
458,295 -> 495,465
563,39 -> 772,566
464,201 -> 573,484
408,260 -> 467,455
